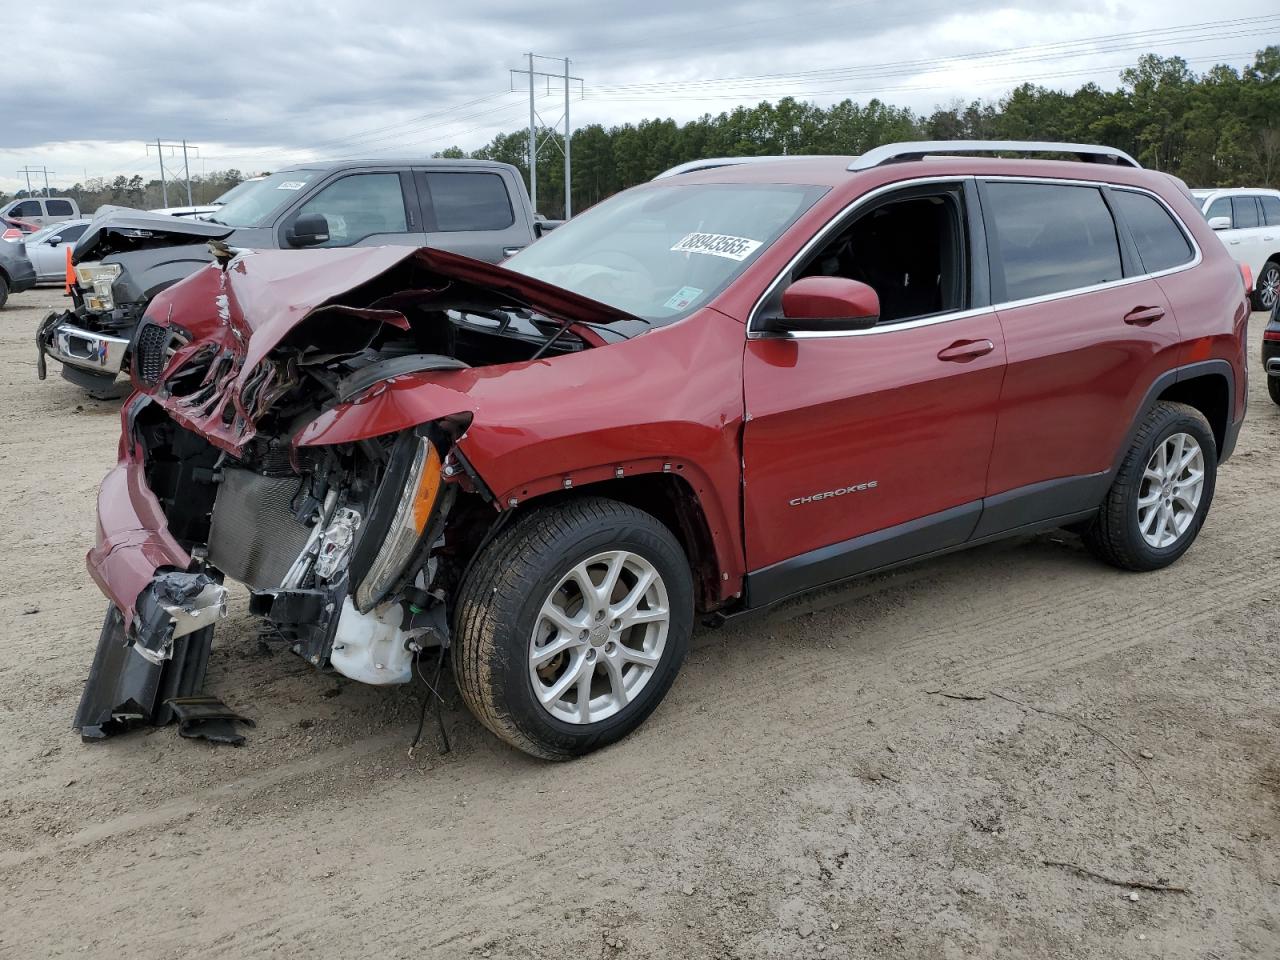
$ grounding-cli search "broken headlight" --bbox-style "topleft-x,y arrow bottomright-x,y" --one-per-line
75,261 -> 123,311
354,437 -> 443,611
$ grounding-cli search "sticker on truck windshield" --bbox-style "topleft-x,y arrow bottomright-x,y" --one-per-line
277,181 -> 307,190
664,286 -> 703,310
671,232 -> 763,261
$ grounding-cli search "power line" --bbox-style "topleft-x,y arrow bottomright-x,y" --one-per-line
588,15 -> 1280,95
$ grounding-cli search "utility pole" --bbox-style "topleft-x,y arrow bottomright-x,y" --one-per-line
148,140 -> 200,207
509,54 -> 584,220
17,165 -> 54,197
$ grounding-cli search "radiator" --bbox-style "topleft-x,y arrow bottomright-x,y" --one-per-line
208,468 -> 313,591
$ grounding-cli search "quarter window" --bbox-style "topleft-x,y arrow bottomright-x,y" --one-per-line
1231,196 -> 1260,228
1112,190 -> 1193,274
46,199 -> 74,216
984,182 -> 1122,301
295,173 -> 408,247
1260,196 -> 1280,227
422,172 -> 514,232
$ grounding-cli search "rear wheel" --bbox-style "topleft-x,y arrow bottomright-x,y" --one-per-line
0,274 -> 9,309
1084,401 -> 1216,571
1253,260 -> 1280,313
1269,376 -> 1280,406
453,497 -> 693,759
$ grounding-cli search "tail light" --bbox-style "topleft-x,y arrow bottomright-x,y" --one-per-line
1242,263 -> 1254,293
1,228 -> 20,242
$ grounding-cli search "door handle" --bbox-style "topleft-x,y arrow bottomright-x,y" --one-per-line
1228,239 -> 1242,244
1123,306 -> 1165,326
936,338 -> 995,362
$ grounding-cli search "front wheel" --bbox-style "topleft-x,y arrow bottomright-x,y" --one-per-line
453,497 -> 693,759
1268,376 -> 1280,406
1253,260 -> 1280,313
0,274 -> 9,309
1084,401 -> 1217,571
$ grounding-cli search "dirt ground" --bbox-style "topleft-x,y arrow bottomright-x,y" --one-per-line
1,284 -> 1277,960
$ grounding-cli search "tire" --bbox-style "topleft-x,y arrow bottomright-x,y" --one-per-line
1269,376 -> 1280,407
1084,401 -> 1217,572
453,496 -> 693,759
1253,260 -> 1280,313
0,274 -> 9,309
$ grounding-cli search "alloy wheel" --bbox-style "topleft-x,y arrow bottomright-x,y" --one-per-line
1259,265 -> 1279,310
1137,432 -> 1205,548
529,550 -> 670,724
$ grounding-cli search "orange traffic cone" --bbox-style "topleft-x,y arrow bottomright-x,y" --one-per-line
63,246 -> 75,297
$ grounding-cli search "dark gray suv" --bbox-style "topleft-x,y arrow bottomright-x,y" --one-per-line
0,235 -> 37,308
37,158 -> 544,397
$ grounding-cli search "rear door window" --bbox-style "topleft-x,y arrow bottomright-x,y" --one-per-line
1111,190 -> 1194,274
1231,196 -> 1260,228
983,181 -> 1123,301
420,172 -> 514,232
46,199 -> 74,216
1260,196 -> 1280,227
295,173 -> 409,246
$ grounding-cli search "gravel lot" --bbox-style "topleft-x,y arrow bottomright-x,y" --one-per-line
1,284 -> 1277,959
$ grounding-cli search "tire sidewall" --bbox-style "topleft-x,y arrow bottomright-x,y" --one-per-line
491,509 -> 693,756
1253,261 -> 1279,312
1122,410 -> 1217,567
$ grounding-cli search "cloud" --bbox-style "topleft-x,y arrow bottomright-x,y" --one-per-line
1,0 -> 1274,192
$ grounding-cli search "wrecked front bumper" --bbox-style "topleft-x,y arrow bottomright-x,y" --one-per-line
75,414 -> 232,739
36,309 -> 131,387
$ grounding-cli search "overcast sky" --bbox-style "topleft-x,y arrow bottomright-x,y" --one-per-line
2,0 -> 1277,195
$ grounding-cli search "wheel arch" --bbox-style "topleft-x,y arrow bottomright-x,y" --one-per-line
1111,360 -> 1236,476
487,468 -> 734,613
1156,367 -> 1231,456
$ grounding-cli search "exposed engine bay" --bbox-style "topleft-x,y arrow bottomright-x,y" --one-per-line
74,244 -> 645,740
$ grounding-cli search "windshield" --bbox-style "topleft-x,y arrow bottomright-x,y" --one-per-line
207,170 -> 321,227
504,182 -> 827,323
211,177 -> 263,206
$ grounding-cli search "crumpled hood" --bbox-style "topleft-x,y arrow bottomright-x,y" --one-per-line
74,206 -> 233,262
138,244 -> 644,455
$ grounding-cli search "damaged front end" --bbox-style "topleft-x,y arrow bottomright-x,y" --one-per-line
75,244 -> 635,741
37,209 -> 232,397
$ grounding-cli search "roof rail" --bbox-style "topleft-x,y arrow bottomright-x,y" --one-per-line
652,156 -> 788,180
847,140 -> 1141,171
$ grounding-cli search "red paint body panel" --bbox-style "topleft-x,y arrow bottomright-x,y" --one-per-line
741,312 -> 1006,570
986,279 -> 1180,491
299,308 -> 749,601
86,458 -> 192,626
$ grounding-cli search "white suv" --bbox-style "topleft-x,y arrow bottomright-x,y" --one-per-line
1192,188 -> 1280,311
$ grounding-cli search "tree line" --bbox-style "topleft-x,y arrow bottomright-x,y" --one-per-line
4,49 -> 1276,217
461,49 -> 1279,217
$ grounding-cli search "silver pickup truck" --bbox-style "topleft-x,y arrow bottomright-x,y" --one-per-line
37,158 -> 551,397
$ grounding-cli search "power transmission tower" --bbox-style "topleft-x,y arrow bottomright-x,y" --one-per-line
147,140 -> 201,206
509,54 -> 583,219
16,165 -> 54,197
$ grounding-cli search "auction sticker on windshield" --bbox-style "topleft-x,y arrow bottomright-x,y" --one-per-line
277,181 -> 307,190
671,232 -> 763,261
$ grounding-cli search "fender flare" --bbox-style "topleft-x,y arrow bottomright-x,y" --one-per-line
1112,359 -> 1237,473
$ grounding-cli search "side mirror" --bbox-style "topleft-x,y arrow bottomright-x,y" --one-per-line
46,235 -> 63,245
286,212 -> 330,247
1208,215 -> 1232,231
760,276 -> 881,334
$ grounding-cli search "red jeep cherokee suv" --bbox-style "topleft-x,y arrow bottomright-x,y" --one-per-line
75,141 -> 1248,758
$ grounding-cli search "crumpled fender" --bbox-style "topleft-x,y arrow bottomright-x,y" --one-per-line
86,460 -> 191,627
295,309 -> 750,601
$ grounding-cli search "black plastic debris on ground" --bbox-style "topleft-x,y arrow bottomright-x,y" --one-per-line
166,695 -> 255,746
